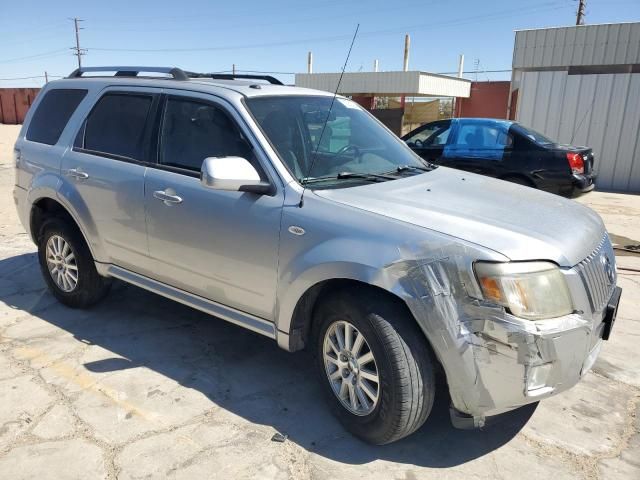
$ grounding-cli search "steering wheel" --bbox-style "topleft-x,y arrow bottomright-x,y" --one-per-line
413,139 -> 424,148
336,144 -> 361,158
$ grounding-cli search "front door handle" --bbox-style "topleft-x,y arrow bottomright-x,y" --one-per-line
153,190 -> 183,205
66,168 -> 89,180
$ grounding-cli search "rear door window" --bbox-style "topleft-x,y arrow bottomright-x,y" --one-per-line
444,121 -> 512,160
26,89 -> 87,145
81,93 -> 153,161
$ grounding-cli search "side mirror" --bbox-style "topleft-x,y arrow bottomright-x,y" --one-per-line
200,157 -> 272,195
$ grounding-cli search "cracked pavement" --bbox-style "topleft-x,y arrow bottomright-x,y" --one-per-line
0,124 -> 639,479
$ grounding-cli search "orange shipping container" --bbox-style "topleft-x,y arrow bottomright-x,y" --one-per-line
0,88 -> 41,124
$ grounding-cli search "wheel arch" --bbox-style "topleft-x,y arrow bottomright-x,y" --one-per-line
281,277 -> 430,354
29,194 -> 102,262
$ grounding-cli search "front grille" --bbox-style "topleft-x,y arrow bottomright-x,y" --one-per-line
574,234 -> 616,312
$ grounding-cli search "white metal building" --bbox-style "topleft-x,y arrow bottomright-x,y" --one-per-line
511,22 -> 640,192
295,71 -> 471,98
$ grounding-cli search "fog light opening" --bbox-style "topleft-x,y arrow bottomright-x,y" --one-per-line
525,363 -> 554,396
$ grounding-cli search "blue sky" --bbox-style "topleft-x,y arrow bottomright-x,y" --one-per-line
1,0 -> 639,87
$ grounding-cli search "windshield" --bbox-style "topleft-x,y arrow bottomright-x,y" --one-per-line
512,123 -> 555,145
246,96 -> 430,187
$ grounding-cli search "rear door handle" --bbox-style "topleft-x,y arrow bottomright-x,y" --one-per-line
66,168 -> 89,180
153,190 -> 183,205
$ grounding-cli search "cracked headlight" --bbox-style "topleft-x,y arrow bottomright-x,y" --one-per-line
474,261 -> 573,320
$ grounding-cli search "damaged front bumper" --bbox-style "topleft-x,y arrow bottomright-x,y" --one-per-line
446,299 -> 616,428
388,236 -> 620,429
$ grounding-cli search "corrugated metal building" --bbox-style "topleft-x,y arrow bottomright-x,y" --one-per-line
511,22 -> 640,192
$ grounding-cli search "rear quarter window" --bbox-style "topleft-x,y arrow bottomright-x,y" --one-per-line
26,89 -> 88,145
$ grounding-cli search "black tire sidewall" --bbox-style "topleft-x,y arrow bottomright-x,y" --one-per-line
313,291 -> 432,444
37,218 -> 105,308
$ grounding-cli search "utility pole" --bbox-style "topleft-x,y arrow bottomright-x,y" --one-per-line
457,54 -> 465,78
576,0 -> 586,25
403,34 -> 410,72
70,17 -> 85,69
232,63 -> 236,75
44,71 -> 49,83
307,51 -> 313,74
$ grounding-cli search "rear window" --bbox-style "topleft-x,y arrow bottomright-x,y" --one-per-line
512,124 -> 555,145
82,93 -> 153,161
26,89 -> 87,145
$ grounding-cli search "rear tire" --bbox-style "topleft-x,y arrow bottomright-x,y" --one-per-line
313,289 -> 435,445
37,217 -> 111,308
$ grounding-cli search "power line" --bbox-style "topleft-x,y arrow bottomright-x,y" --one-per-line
435,69 -> 512,75
0,48 -> 68,64
0,28 -> 69,48
86,0 -> 439,34
84,0 -> 355,25
0,74 -> 64,81
87,33 -> 352,52
85,1 -> 569,54
0,75 -> 46,80
219,69 -> 297,75
204,67 -> 512,76
0,21 -> 68,37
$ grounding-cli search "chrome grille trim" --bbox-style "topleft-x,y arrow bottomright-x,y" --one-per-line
574,234 -> 616,312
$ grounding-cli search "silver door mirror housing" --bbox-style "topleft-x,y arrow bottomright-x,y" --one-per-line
200,157 -> 272,194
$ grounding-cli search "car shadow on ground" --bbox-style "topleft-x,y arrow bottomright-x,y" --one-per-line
0,252 -> 537,467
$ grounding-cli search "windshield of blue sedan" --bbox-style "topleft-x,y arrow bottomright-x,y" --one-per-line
246,96 -> 430,187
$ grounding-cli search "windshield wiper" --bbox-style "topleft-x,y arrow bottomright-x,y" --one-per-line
337,171 -> 397,180
302,171 -> 396,185
376,164 -> 435,177
393,164 -> 437,173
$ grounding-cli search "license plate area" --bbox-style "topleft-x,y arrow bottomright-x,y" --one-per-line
601,286 -> 622,341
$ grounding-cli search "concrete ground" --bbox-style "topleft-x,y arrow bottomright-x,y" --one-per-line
0,123 -> 638,480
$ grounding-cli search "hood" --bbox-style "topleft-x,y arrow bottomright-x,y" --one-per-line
315,167 -> 604,267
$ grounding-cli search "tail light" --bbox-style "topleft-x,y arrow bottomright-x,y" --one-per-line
566,152 -> 584,174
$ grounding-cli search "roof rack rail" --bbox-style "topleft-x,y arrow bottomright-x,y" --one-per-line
67,66 -> 189,80
185,72 -> 283,85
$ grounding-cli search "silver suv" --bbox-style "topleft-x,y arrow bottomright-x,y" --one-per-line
13,66 -> 622,445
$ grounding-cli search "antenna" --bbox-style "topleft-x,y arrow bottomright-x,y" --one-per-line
298,24 -> 360,208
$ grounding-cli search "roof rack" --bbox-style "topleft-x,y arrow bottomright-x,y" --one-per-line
66,66 -> 284,86
67,66 -> 189,80
184,72 -> 283,85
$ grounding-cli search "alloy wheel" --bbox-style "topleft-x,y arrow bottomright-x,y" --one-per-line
45,235 -> 78,292
323,320 -> 380,416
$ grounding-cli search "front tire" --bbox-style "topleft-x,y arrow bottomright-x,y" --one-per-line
314,290 -> 435,445
37,217 -> 111,308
